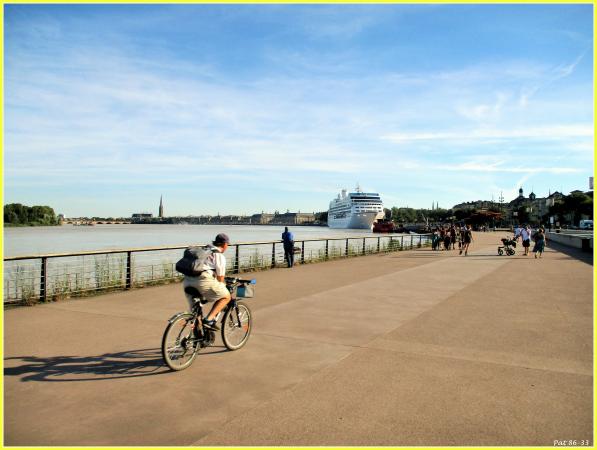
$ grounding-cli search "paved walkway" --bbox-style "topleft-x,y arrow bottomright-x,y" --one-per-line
4,232 -> 593,446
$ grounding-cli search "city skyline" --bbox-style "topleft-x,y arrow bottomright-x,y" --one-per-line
4,4 -> 594,217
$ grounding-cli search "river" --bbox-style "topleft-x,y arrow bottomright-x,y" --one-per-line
3,224 -> 386,257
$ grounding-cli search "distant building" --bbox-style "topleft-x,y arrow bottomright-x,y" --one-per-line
132,213 -> 153,219
508,187 -> 565,224
272,212 -> 315,225
251,213 -> 275,224
249,212 -> 316,225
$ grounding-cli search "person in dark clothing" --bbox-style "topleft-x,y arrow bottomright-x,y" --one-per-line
450,226 -> 457,250
282,227 -> 295,268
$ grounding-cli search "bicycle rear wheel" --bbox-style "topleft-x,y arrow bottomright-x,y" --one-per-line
162,313 -> 199,371
221,302 -> 252,350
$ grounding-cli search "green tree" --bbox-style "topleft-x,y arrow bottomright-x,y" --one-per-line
4,203 -> 59,226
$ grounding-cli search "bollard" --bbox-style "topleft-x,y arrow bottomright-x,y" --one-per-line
125,251 -> 133,289
235,245 -> 240,274
40,257 -> 48,301
271,243 -> 276,268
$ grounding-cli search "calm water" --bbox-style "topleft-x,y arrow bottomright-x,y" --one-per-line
3,224 -> 385,257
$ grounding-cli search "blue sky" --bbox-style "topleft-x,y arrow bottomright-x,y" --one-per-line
4,4 -> 594,217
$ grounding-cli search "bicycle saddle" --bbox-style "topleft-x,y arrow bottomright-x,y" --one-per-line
184,286 -> 205,302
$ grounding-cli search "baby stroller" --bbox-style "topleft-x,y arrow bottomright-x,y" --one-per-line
498,237 -> 516,256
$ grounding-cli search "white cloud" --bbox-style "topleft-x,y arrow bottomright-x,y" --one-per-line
381,124 -> 593,144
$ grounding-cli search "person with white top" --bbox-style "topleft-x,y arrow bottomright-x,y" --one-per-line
519,225 -> 531,256
182,233 -> 231,330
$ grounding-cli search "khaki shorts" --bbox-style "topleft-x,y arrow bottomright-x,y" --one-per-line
183,272 -> 230,308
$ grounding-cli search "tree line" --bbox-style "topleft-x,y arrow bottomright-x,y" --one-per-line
4,203 -> 60,226
386,190 -> 593,227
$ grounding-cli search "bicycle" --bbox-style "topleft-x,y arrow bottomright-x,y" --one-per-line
161,276 -> 256,371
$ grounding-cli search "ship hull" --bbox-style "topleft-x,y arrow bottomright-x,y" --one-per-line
328,212 -> 382,229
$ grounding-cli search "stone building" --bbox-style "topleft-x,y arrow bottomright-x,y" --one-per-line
508,187 -> 564,224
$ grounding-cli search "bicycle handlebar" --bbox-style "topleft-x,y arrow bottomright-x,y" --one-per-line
225,276 -> 257,286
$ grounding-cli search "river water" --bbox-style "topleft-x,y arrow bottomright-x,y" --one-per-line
3,224 -> 384,257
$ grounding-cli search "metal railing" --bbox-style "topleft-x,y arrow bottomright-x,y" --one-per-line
3,234 -> 431,305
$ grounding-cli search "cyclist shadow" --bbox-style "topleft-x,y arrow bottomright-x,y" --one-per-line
5,348 -> 171,382
5,346 -> 231,382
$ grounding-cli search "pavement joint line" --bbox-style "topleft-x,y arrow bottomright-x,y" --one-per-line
365,339 -> 594,377
34,304 -> 167,323
252,331 -> 368,351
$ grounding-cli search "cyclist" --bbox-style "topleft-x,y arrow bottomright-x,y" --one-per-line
182,233 -> 231,330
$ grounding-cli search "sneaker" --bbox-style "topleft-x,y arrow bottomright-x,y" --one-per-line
202,318 -> 220,331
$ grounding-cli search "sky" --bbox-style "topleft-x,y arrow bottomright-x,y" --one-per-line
4,4 -> 594,217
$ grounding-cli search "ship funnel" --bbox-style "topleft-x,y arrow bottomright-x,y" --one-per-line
341,189 -> 347,198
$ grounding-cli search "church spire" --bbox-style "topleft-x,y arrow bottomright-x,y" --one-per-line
159,195 -> 164,218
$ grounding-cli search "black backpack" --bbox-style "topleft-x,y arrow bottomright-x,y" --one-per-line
175,245 -> 213,276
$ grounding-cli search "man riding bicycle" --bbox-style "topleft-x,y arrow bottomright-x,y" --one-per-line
182,233 -> 231,330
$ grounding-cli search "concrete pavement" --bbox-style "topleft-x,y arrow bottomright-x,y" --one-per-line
3,232 -> 593,446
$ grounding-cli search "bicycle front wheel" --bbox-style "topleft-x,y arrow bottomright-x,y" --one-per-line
162,313 -> 199,371
221,302 -> 252,350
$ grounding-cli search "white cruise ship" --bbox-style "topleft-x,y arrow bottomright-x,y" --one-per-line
327,186 -> 385,229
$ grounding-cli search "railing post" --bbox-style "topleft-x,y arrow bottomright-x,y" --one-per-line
345,238 -> 349,256
401,236 -> 404,249
40,257 -> 48,302
271,243 -> 276,268
301,241 -> 305,264
419,235 -> 422,247
235,244 -> 240,274
411,235 -> 414,248
125,251 -> 132,289
377,237 -> 380,253
325,240 -> 329,259
362,237 -> 366,255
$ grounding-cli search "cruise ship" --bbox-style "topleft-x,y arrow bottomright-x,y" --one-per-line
327,186 -> 385,229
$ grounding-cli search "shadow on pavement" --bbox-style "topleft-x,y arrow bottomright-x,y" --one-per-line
546,241 -> 593,266
5,348 -> 173,382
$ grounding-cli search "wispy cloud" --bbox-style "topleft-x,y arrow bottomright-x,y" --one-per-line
381,124 -> 593,143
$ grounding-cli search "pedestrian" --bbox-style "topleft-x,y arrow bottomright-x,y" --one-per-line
460,224 -> 473,256
432,228 -> 441,250
450,225 -> 457,250
443,227 -> 451,250
282,226 -> 295,268
532,227 -> 547,258
519,224 -> 531,256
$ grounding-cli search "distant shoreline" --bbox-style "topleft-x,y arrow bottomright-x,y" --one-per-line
5,223 -> 60,228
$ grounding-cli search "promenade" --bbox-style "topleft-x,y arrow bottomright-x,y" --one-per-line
4,232 -> 593,446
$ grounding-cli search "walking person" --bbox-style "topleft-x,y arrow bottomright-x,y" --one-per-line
520,225 -> 531,256
433,227 -> 441,250
532,227 -> 547,258
450,225 -> 457,250
460,224 -> 473,256
443,227 -> 451,251
282,226 -> 295,268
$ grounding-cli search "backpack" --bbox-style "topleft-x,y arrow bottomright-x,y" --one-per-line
175,245 -> 213,276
